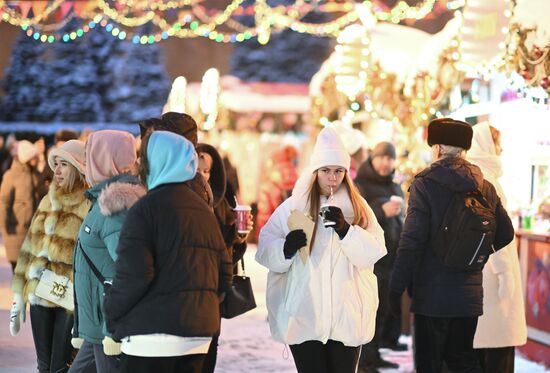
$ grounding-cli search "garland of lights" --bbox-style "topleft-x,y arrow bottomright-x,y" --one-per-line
0,0 -> 441,44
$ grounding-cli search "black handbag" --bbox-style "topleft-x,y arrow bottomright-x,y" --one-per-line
220,259 -> 256,319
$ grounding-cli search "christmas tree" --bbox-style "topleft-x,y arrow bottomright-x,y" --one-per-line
1,32 -> 49,121
105,25 -> 171,123
38,20 -> 105,122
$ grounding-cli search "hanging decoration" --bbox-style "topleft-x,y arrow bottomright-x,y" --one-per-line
0,0 -> 441,44
506,0 -> 550,95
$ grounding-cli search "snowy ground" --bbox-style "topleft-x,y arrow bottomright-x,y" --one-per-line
0,244 -> 548,372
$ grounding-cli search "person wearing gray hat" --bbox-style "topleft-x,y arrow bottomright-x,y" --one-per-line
355,141 -> 405,372
389,118 -> 515,373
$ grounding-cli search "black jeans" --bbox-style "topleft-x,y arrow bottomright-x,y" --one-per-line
476,346 -> 515,373
122,353 -> 205,373
30,304 -> 74,373
414,314 -> 482,373
289,340 -> 360,373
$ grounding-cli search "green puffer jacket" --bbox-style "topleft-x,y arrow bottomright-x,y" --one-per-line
73,174 -> 145,344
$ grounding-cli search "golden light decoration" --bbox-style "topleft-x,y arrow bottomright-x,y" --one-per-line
0,0 -> 444,43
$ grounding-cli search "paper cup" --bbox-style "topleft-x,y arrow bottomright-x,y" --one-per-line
234,205 -> 252,234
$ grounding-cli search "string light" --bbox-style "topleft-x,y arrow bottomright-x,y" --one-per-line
0,0 -> 456,45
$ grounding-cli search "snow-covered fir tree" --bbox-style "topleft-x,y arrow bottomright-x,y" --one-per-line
38,20 -> 105,122
1,22 -> 170,123
105,25 -> 170,123
230,0 -> 332,82
1,33 -> 49,121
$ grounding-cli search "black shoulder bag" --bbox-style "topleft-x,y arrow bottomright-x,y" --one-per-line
78,240 -> 113,290
220,259 -> 256,319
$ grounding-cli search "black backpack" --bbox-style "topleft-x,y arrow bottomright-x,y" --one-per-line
432,188 -> 497,271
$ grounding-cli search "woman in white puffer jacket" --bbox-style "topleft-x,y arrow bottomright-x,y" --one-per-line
256,127 -> 386,373
467,121 -> 527,373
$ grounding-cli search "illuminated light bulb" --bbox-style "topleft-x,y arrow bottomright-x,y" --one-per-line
40,35 -> 47,42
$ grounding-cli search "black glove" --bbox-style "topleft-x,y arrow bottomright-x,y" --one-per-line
389,290 -> 402,317
283,229 -> 307,259
321,206 -> 350,239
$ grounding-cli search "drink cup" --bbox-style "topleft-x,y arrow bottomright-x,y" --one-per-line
320,203 -> 336,226
234,205 -> 252,234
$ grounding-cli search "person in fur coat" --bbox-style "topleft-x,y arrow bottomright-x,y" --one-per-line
9,140 -> 90,373
467,122 -> 527,372
256,127 -> 387,373
69,130 -> 145,373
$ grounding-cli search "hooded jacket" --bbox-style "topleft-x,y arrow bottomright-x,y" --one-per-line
390,157 -> 515,317
103,132 -> 232,341
196,143 -> 246,266
355,158 -> 404,270
467,122 -> 527,348
73,174 -> 145,344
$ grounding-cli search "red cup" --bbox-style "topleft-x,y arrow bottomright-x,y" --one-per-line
234,205 -> 252,234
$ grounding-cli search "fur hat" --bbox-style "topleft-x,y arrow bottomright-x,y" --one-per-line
309,127 -> 350,171
427,118 -> 473,150
48,140 -> 86,175
17,140 -> 38,164
371,141 -> 396,160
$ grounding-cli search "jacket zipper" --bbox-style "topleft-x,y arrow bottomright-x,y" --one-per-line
469,233 -> 486,265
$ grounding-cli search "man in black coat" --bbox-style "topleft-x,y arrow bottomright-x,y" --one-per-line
355,142 -> 405,372
389,118 -> 515,373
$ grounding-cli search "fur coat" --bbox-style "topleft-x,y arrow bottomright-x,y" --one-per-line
11,183 -> 91,307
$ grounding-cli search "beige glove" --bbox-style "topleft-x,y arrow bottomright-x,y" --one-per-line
9,293 -> 25,336
70,328 -> 83,349
102,336 -> 122,356
497,272 -> 515,301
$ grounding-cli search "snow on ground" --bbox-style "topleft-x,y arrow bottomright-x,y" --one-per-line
0,243 -> 548,372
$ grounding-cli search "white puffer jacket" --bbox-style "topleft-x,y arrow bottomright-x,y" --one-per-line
256,185 -> 386,347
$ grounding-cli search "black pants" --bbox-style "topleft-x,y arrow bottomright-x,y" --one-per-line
476,346 -> 515,373
358,267 -> 400,366
201,334 -> 219,373
289,340 -> 360,373
122,354 -> 205,373
30,304 -> 74,373
414,314 -> 482,373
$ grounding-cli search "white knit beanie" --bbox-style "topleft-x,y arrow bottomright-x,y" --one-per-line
17,140 -> 38,164
309,127 -> 350,172
331,122 -> 366,156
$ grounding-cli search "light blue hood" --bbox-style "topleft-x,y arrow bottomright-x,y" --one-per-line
147,131 -> 198,190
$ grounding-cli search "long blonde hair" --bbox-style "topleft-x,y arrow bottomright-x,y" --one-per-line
306,171 -> 368,250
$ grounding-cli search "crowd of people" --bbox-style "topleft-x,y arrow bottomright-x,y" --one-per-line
1,114 -> 527,373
